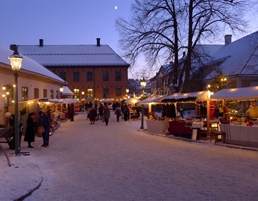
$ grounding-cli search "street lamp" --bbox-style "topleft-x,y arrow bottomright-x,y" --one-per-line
140,77 -> 146,129
81,91 -> 85,111
140,77 -> 147,96
8,47 -> 23,155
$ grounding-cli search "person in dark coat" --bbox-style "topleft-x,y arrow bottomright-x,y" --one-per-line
103,102 -> 110,126
70,103 -> 75,122
115,107 -> 121,122
89,107 -> 97,124
24,112 -> 36,148
38,111 -> 50,147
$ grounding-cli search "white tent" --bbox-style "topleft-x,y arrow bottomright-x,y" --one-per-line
139,95 -> 168,104
162,91 -> 208,102
211,86 -> 258,100
62,86 -> 74,96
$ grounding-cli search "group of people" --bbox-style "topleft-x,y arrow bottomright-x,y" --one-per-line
6,110 -> 51,149
85,101 -> 136,125
87,102 -> 111,125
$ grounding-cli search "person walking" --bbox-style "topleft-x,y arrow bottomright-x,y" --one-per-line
115,107 -> 121,122
24,112 -> 36,148
123,104 -> 130,121
70,103 -> 75,122
89,107 -> 97,124
103,102 -> 110,126
98,103 -> 103,120
38,111 -> 50,147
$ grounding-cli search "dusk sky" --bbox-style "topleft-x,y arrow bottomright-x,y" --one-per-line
1,0 -> 258,78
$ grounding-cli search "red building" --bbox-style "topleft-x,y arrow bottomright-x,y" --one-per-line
18,38 -> 130,102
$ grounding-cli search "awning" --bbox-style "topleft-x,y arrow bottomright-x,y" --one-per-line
138,95 -> 168,104
62,86 -> 73,95
162,91 -> 208,102
211,86 -> 258,100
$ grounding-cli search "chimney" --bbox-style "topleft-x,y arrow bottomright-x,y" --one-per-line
39,39 -> 44,46
225,35 -> 232,45
10,44 -> 18,52
96,38 -> 100,46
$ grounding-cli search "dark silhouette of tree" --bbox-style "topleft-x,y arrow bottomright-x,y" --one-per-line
116,0 -> 249,92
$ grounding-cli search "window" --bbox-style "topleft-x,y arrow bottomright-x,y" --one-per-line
34,88 -> 39,99
22,87 -> 28,101
60,72 -> 66,81
103,71 -> 109,81
43,89 -> 47,98
74,88 -> 79,99
2,85 -> 13,107
103,88 -> 109,98
50,90 -> 54,99
74,72 -> 80,82
115,88 -> 122,98
87,72 -> 93,82
56,90 -> 59,99
115,71 -> 121,81
87,89 -> 93,98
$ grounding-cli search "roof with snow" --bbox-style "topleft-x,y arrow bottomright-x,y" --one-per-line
0,45 -> 65,83
18,44 -> 130,67
205,31 -> 258,78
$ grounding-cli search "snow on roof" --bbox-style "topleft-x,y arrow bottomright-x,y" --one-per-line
207,31 -> 258,76
18,45 -> 130,67
0,45 -> 65,83
211,86 -> 258,100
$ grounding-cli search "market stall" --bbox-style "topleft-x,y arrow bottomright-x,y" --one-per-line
139,95 -> 170,134
162,91 -> 210,139
211,86 -> 258,147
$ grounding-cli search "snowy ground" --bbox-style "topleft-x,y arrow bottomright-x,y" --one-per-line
1,113 -> 258,201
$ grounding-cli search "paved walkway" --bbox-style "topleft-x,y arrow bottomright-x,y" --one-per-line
1,112 -> 258,201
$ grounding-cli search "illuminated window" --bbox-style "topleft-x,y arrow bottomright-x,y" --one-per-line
22,87 -> 28,101
74,88 -> 79,98
87,89 -> 93,98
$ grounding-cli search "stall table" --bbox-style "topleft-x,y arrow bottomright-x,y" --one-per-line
220,124 -> 258,147
146,119 -> 167,134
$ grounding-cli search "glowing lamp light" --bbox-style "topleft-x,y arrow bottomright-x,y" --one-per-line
140,78 -> 146,89
8,51 -> 23,71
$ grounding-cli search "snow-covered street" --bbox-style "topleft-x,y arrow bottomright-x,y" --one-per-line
1,112 -> 258,201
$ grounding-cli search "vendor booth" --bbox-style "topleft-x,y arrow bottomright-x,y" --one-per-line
162,91 -> 219,139
211,86 -> 258,147
138,95 -> 169,134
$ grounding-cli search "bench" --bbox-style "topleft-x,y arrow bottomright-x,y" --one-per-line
0,128 -> 12,167
210,131 -> 226,144
0,128 -> 13,144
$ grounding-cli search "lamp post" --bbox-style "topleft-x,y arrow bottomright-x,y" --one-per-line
140,77 -> 146,129
8,48 -> 23,156
82,91 -> 85,111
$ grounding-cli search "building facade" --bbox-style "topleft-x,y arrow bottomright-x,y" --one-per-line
0,45 -> 65,125
18,38 -> 130,102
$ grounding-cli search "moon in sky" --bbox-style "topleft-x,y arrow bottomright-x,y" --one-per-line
115,6 -> 118,10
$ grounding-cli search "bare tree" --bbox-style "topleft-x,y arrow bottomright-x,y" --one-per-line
116,0 -> 249,92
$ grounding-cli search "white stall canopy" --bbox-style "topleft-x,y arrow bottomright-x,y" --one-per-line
162,91 -> 208,102
211,86 -> 258,100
